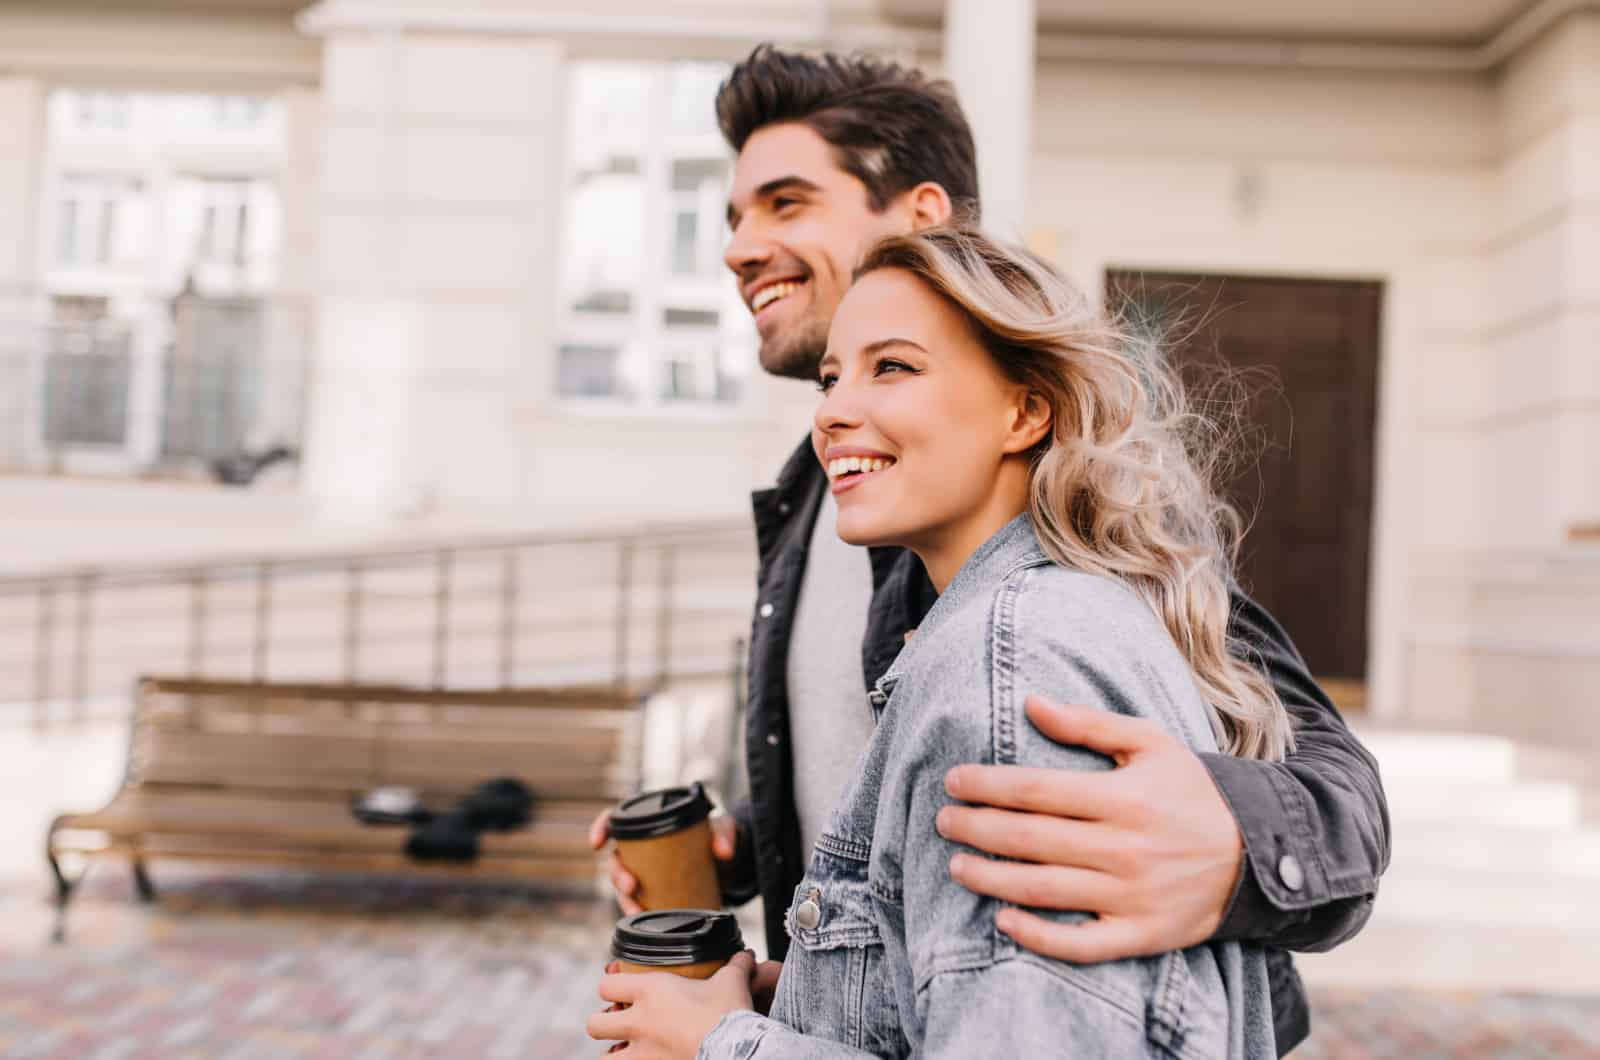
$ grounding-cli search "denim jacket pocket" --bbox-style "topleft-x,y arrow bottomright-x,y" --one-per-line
1146,946 -> 1232,1060
771,837 -> 899,1053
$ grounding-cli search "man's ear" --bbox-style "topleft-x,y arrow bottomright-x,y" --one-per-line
1003,390 -> 1053,454
905,181 -> 954,230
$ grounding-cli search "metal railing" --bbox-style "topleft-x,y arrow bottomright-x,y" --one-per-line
1,519 -> 758,729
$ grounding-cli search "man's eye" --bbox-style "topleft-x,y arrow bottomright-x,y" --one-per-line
774,197 -> 800,212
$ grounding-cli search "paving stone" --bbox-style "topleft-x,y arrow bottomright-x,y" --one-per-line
1,870 -> 1596,1058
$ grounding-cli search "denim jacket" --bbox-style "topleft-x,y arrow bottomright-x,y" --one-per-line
702,515 -> 1276,1060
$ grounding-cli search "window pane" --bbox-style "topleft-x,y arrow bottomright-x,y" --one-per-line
558,344 -> 624,398
96,200 -> 116,265
668,64 -> 727,135
663,307 -> 718,328
56,199 -> 79,264
670,158 -> 724,192
670,210 -> 698,275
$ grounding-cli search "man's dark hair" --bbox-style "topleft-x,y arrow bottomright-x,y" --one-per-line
716,45 -> 980,221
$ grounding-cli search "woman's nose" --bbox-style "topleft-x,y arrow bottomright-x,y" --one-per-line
814,382 -> 863,435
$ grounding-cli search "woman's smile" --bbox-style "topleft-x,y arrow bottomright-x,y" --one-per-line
823,446 -> 898,495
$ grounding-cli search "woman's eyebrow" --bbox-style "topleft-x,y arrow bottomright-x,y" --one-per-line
861,338 -> 929,357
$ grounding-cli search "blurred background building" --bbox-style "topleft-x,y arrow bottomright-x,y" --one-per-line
1,0 -> 1598,1018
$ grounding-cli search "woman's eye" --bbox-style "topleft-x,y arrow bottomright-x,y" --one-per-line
873,358 -> 911,377
816,374 -> 836,393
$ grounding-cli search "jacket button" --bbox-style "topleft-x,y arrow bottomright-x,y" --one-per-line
766,733 -> 780,746
1277,854 -> 1305,892
794,898 -> 822,930
778,501 -> 792,516
758,602 -> 775,618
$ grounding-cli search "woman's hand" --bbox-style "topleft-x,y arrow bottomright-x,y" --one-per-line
588,952 -> 758,1059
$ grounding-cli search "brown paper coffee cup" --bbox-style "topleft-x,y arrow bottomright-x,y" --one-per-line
612,910 -> 743,979
609,784 -> 721,911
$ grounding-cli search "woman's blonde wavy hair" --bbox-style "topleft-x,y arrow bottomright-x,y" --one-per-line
857,227 -> 1292,761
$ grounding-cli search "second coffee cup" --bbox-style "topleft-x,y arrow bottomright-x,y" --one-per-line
608,782 -> 722,911
611,909 -> 744,979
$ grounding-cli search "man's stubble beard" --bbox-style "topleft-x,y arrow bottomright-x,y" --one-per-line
757,316 -> 831,381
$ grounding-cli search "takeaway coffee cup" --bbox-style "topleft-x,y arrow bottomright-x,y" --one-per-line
608,783 -> 722,911
611,909 -> 744,979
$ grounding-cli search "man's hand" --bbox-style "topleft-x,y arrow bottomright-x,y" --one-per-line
938,695 -> 1244,962
588,952 -> 757,1059
588,810 -> 740,915
749,960 -> 783,1016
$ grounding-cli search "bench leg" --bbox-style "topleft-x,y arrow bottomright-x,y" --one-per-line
46,842 -> 85,945
131,856 -> 156,903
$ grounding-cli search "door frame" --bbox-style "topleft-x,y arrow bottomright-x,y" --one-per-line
1064,242 -> 1411,720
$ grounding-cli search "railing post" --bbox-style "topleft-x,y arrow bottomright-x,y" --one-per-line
253,562 -> 273,682
72,574 -> 94,724
186,572 -> 207,678
431,549 -> 452,689
614,540 -> 635,690
343,562 -> 363,684
499,549 -> 518,689
33,585 -> 55,730
656,543 -> 676,690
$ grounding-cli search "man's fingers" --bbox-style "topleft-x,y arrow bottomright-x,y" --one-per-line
1023,696 -> 1168,762
949,855 -> 1119,913
608,853 -> 639,895
996,908 -> 1159,964
710,816 -> 739,861
936,805 -> 1120,868
589,809 -> 611,851
608,855 -> 642,915
944,764 -> 1124,820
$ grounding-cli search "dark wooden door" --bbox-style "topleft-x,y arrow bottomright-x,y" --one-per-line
1105,271 -> 1382,686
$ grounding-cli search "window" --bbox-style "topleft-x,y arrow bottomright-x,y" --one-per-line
177,177 -> 266,268
53,176 -> 144,268
557,61 -> 754,407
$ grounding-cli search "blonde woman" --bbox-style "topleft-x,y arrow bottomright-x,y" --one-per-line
590,227 -> 1289,1059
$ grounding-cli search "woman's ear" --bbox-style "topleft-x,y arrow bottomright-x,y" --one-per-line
1003,390 -> 1052,454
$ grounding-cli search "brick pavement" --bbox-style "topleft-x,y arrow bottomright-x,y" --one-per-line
1,870 -> 1596,1059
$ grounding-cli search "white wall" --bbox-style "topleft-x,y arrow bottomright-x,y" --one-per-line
1007,15 -> 1600,727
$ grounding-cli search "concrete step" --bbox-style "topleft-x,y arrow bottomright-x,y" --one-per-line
1389,823 -> 1600,878
1354,728 -> 1519,784
1373,868 -> 1600,929
1381,778 -> 1583,831
1296,912 -> 1600,994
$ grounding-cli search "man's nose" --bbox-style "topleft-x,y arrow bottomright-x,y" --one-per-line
723,218 -> 772,278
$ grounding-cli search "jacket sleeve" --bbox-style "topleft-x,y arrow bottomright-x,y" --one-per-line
716,798 -> 761,907
1204,589 -> 1391,951
697,966 -> 1153,1060
699,1010 -> 877,1060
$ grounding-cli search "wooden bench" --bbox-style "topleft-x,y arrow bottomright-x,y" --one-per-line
47,676 -> 643,938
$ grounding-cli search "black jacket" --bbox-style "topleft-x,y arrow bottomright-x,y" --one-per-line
722,439 -> 1391,1057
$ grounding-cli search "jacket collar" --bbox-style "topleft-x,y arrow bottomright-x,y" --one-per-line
884,513 -> 1046,682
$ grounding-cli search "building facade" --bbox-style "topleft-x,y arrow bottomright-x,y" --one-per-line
0,0 -> 1596,743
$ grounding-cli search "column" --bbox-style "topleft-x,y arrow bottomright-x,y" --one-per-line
1490,12 -> 1600,543
0,76 -> 46,468
298,3 -> 565,519
942,0 -> 1035,238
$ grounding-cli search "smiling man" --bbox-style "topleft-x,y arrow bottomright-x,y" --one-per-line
592,45 -> 1390,1057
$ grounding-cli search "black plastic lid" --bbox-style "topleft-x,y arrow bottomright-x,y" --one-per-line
612,909 -> 743,967
608,783 -> 713,840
